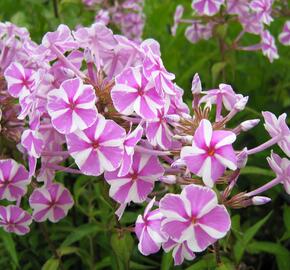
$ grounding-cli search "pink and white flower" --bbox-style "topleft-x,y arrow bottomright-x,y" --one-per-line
192,0 -> 225,16
250,0 -> 273,25
160,184 -> 231,252
47,78 -> 98,134
0,159 -> 30,201
262,111 -> 290,157
279,21 -> 290,46
0,205 -> 32,235
267,152 -> 290,194
227,0 -> 249,16
163,239 -> 196,265
21,129 -> 44,158
181,119 -> 237,187
4,62 -> 35,98
261,30 -> 279,63
172,5 -> 184,36
66,115 -> 126,176
105,152 -> 164,203
118,125 -> 143,177
111,66 -> 164,119
29,183 -> 74,223
135,198 -> 167,255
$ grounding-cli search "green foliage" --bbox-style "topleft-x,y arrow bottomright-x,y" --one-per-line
0,0 -> 289,269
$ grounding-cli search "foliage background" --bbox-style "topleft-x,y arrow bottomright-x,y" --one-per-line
0,0 -> 289,269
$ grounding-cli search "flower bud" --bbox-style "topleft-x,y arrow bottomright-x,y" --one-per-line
158,175 -> 177,184
171,158 -> 186,169
252,196 -> 271,205
237,148 -> 248,168
191,73 -> 202,95
173,135 -> 193,144
240,119 -> 260,132
234,96 -> 249,111
181,113 -> 192,120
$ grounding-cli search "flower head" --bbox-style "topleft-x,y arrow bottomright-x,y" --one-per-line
250,0 -> 273,25
66,115 -> 126,176
261,30 -> 279,63
105,152 -> 164,203
279,21 -> 290,46
160,184 -> 231,252
29,183 -> 74,222
0,159 -> 30,201
0,205 -> 32,235
135,198 -> 167,255
181,119 -> 237,187
47,78 -> 98,134
192,0 -> 225,16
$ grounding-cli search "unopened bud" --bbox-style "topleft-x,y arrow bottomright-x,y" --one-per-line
181,113 -> 192,120
191,73 -> 202,95
240,119 -> 260,132
237,148 -> 248,168
252,196 -> 271,205
173,135 -> 193,144
171,158 -> 186,169
158,175 -> 177,184
234,96 -> 249,111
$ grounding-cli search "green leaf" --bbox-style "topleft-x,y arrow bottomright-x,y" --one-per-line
240,166 -> 275,177
211,62 -> 227,85
0,229 -> 19,267
161,251 -> 173,270
41,258 -> 60,270
111,232 -> 133,270
129,261 -> 156,270
57,246 -> 79,257
61,223 -> 102,247
247,241 -> 290,270
186,254 -> 216,270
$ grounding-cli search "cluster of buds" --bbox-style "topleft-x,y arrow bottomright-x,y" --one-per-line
82,0 -> 145,41
0,20 -> 289,266
172,0 -> 290,62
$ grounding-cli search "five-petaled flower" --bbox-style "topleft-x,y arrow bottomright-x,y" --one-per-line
181,119 -> 237,187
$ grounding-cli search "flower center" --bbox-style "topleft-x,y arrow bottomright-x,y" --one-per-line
131,172 -> 138,181
92,140 -> 99,149
69,102 -> 76,110
207,147 -> 215,156
138,87 -> 144,96
190,216 -> 197,225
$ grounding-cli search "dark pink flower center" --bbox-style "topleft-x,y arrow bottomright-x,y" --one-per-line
137,87 -> 144,96
190,216 -> 197,225
22,77 -> 31,88
69,102 -> 76,110
207,146 -> 215,156
92,140 -> 99,149
131,172 -> 139,181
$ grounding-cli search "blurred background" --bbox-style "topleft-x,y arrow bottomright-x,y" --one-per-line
0,0 -> 289,269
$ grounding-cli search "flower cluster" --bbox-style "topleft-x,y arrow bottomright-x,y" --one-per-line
172,1 -> 290,62
0,20 -> 289,265
82,0 -> 145,41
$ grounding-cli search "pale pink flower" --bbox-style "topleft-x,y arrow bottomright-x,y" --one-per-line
172,5 -> 184,36
135,198 -> 167,255
262,111 -> 290,157
227,0 -> 249,16
4,62 -> 35,98
0,159 -> 30,201
261,30 -> 279,63
111,66 -> 164,119
185,23 -> 213,44
95,9 -> 110,25
192,0 -> 225,16
191,73 -> 202,94
160,184 -> 231,252
279,21 -> 290,46
47,78 -> 98,134
250,0 -> 273,25
105,152 -> 164,203
267,152 -> 290,194
29,183 -> 74,223
163,239 -> 196,265
181,119 -> 237,187
0,205 -> 32,235
66,115 -> 126,176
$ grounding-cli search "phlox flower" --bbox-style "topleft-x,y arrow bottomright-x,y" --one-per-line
172,5 -> 184,36
279,21 -> 290,46
0,205 -> 32,235
0,159 -> 30,201
47,78 -> 98,134
66,115 -> 126,176
185,23 -> 213,44
267,152 -> 290,194
29,183 -> 74,223
160,184 -> 231,252
262,111 -> 290,157
105,152 -> 164,203
181,119 -> 237,187
192,0 -> 225,16
227,0 -> 249,16
4,62 -> 35,98
118,125 -> 143,177
135,198 -> 167,255
111,66 -> 164,119
250,0 -> 273,25
261,30 -> 279,63
21,129 -> 44,158
163,239 -> 196,265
